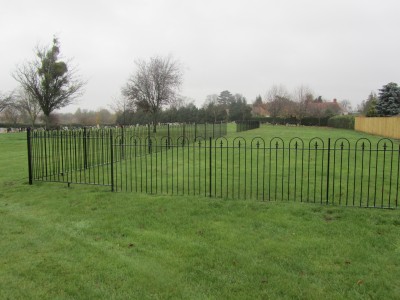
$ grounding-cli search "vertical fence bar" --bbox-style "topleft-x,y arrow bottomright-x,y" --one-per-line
353,142 -> 358,207
214,140 -> 217,197
44,131 -> 48,178
121,125 -> 125,160
358,142 -> 365,207
27,128 -> 33,185
147,125 -> 151,152
168,124 -> 170,148
281,141 -> 285,201
209,137 -> 212,197
171,139 -> 174,194
256,141 -> 260,200
326,138 -> 331,205
373,144 -> 379,207
110,129 -> 114,192
83,127 -> 88,169
387,143 -> 394,208
176,139 -> 179,194
31,130 -> 35,179
381,143 -> 387,208
396,145 -> 400,208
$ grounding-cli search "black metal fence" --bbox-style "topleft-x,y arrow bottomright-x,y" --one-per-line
27,128 -> 400,209
124,122 -> 227,141
236,120 -> 261,132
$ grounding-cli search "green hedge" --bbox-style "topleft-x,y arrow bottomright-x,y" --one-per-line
0,123 -> 31,129
327,115 -> 355,130
252,116 -> 330,126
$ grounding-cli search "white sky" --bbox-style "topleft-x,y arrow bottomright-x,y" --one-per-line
1,0 -> 399,113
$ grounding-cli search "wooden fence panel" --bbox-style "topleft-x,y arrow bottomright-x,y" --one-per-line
355,117 -> 400,139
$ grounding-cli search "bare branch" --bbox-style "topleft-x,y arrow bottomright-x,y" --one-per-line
122,55 -> 183,130
0,91 -> 14,113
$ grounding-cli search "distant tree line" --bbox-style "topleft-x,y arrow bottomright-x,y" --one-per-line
114,90 -> 252,125
0,106 -> 116,128
251,85 -> 346,125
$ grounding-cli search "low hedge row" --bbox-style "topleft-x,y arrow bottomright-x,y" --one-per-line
252,116 -> 330,126
251,115 -> 355,130
327,115 -> 355,129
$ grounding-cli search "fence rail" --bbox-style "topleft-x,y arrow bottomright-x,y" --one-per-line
27,128 -> 400,209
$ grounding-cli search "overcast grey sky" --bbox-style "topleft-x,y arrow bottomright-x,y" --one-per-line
1,0 -> 399,113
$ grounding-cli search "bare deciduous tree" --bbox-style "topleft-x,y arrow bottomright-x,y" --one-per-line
292,85 -> 314,123
265,85 -> 292,118
12,37 -> 85,127
0,91 -> 13,113
339,99 -> 352,114
3,105 -> 21,125
122,56 -> 183,132
265,84 -> 290,102
110,96 -> 136,126
15,88 -> 42,127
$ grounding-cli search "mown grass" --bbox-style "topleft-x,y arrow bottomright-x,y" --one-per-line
1,129 -> 400,299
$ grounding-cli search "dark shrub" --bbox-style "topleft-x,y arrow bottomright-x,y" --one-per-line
327,115 -> 355,130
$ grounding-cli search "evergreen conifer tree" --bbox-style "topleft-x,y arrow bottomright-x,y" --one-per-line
376,82 -> 400,116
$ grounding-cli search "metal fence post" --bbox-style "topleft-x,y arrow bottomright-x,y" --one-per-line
121,125 -> 125,159
213,123 -> 215,139
326,138 -> 331,204
147,124 -> 151,154
396,144 -> 400,208
167,124 -> 171,148
83,127 -> 88,169
209,136 -> 212,197
27,128 -> 33,185
110,129 -> 114,192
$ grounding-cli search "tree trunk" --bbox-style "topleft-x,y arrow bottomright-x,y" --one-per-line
44,114 -> 50,129
152,111 -> 158,133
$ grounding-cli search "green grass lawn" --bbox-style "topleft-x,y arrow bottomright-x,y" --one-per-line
1,128 -> 400,299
